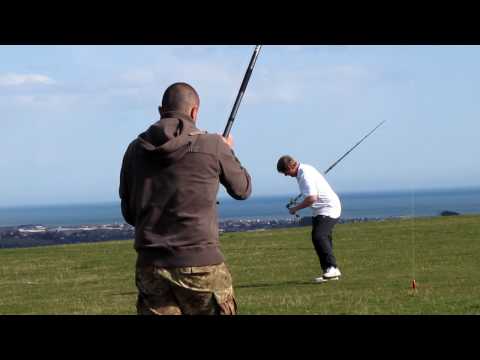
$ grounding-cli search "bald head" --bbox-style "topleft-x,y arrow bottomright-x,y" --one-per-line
161,82 -> 200,117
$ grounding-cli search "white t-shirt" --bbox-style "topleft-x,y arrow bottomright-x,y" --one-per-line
296,163 -> 341,219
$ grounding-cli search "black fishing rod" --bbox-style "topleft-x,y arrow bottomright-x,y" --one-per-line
217,46 -> 261,206
323,120 -> 386,175
287,120 -> 386,211
223,45 -> 262,137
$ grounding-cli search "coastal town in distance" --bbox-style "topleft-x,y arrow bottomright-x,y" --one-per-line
0,215 -> 411,249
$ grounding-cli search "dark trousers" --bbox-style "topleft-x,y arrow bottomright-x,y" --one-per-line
311,215 -> 338,271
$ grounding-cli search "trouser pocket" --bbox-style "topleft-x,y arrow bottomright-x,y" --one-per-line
213,289 -> 237,315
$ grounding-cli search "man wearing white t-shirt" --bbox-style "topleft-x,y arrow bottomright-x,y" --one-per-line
277,155 -> 342,283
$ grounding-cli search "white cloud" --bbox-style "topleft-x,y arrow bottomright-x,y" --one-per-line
0,73 -> 55,87
330,65 -> 371,80
116,59 -> 378,108
0,93 -> 82,115
120,69 -> 155,86
0,48 -> 380,115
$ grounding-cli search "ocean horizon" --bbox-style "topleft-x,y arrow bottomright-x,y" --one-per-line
1,187 -> 479,228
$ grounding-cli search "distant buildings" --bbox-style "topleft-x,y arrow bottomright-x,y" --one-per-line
18,225 -> 47,233
1,215 -> 402,249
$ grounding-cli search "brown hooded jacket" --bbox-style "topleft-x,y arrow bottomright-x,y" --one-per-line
119,111 -> 252,267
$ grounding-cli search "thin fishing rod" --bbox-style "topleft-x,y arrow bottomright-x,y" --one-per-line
223,45 -> 262,137
286,120 -> 386,210
324,120 -> 386,174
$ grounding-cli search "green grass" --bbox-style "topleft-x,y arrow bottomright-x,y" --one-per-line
1,215 -> 480,314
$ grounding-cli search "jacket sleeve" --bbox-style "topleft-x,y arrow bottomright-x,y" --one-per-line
119,142 -> 136,226
217,136 -> 252,200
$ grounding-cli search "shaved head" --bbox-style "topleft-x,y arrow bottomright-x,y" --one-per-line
161,82 -> 200,115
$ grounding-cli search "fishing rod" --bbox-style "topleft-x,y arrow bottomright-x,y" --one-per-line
223,45 -> 262,137
217,46 -> 261,206
324,120 -> 386,175
286,120 -> 387,212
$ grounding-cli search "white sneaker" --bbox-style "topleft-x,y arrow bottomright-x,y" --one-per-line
323,267 -> 341,279
314,275 -> 339,283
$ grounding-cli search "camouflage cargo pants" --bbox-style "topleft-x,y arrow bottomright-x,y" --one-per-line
135,262 -> 237,315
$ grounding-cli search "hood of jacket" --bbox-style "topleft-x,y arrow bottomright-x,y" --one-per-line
137,110 -> 199,163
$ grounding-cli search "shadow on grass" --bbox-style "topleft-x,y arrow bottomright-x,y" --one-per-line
111,281 -> 317,295
235,280 -> 315,289
111,291 -> 137,296
227,247 -> 313,252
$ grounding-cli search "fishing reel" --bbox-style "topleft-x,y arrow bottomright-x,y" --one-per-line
286,194 -> 302,218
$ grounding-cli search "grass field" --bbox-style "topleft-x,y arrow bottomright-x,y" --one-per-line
1,215 -> 480,314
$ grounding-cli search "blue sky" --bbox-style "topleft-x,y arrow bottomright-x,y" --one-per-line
1,45 -> 479,206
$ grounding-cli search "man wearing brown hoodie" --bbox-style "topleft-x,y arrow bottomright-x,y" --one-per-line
119,82 -> 252,315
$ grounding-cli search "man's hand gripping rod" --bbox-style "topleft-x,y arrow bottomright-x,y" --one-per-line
286,120 -> 386,214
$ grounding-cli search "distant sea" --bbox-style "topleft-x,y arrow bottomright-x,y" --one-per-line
0,188 -> 479,227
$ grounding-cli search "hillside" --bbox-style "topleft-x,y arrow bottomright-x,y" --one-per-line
1,215 -> 479,314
